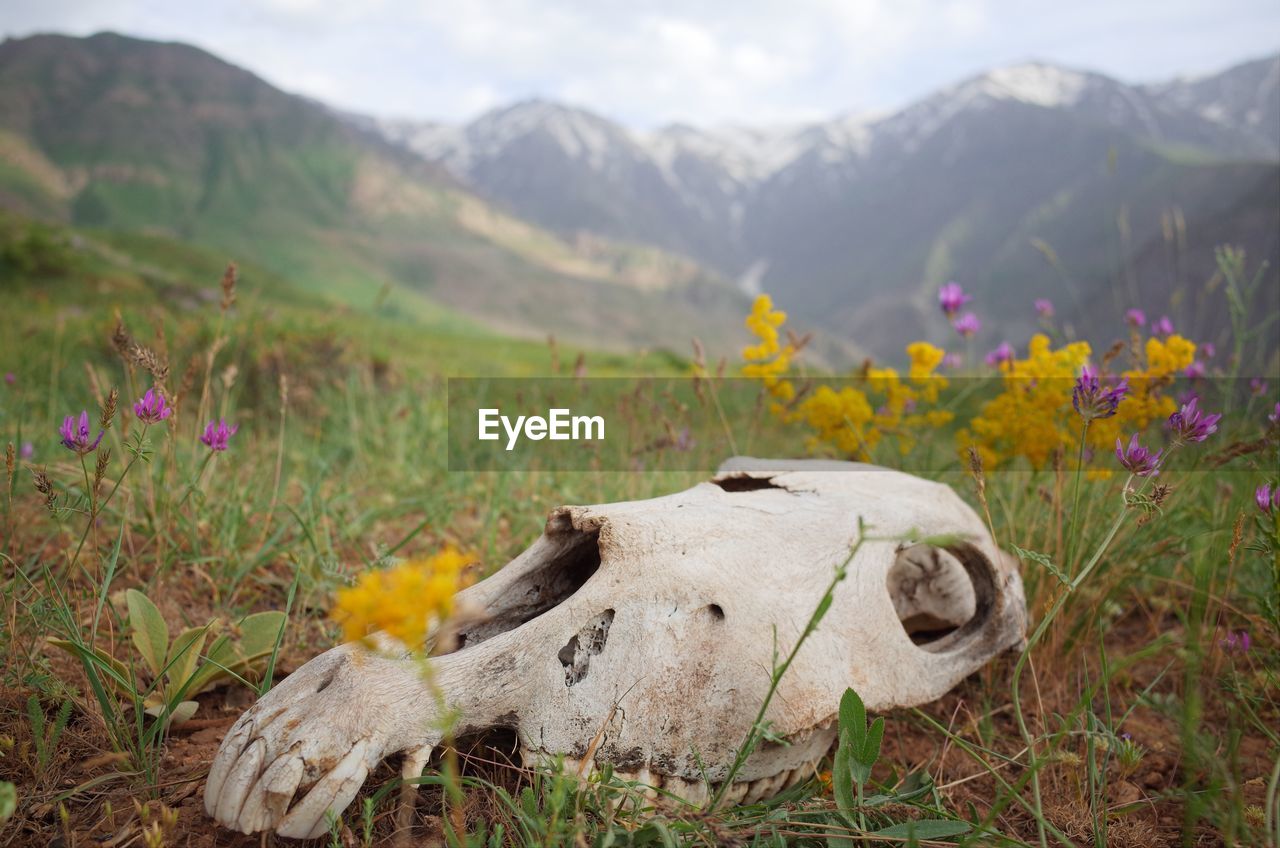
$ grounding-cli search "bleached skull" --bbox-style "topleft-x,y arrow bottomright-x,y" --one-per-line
205,459 -> 1025,839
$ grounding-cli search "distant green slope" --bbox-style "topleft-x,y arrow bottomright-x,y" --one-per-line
0,32 -> 750,357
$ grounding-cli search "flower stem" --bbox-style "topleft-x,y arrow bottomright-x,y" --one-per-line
1064,419 -> 1090,574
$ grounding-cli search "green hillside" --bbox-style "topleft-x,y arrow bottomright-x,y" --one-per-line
0,32 -> 750,356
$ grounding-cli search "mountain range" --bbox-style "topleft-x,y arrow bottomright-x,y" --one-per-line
0,32 -> 1276,361
377,54 -> 1280,355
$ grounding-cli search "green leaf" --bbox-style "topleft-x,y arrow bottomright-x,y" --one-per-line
238,611 -> 287,658
0,781 -> 15,823
125,589 -> 169,679
869,820 -> 971,839
832,733 -> 855,823
166,626 -> 209,692
861,716 -> 885,768
838,688 -> 866,749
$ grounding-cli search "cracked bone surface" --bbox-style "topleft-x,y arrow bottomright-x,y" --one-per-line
205,458 -> 1026,838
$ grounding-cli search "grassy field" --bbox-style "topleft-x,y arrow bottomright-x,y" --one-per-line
0,216 -> 1277,847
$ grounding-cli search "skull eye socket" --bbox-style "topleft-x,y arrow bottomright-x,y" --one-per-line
887,544 -> 979,651
454,526 -> 603,649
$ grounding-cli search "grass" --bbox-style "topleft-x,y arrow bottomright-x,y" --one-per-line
0,219 -> 1277,847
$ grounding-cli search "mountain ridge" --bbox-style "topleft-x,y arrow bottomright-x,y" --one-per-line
372,52 -> 1280,356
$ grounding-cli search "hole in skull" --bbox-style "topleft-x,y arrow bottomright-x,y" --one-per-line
705,603 -> 725,621
887,544 -> 978,650
712,475 -> 781,492
451,527 -> 602,650
558,609 -> 614,686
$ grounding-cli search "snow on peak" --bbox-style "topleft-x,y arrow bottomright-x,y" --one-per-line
977,63 -> 1090,108
467,99 -> 625,171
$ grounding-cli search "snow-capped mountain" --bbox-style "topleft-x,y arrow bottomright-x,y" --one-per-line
370,54 -> 1279,355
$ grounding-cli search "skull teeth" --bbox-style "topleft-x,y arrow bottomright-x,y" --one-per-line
531,749 -> 815,806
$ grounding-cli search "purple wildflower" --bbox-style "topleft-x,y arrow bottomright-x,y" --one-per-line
985,342 -> 1014,367
1247,377 -> 1267,395
132,388 -> 172,425
1034,298 -> 1054,319
1151,316 -> 1174,337
1115,434 -> 1161,477
1220,630 -> 1251,654
938,282 -> 971,317
20,441 -> 33,460
1256,483 -> 1275,514
942,353 -> 963,370
3,372 -> 13,385
952,312 -> 981,338
1125,308 -> 1146,329
1184,361 -> 1206,379
199,419 -> 239,452
1270,402 -> 1280,427
59,411 -> 103,456
1201,343 -> 1216,359
1073,365 -> 1128,421
1167,397 -> 1221,443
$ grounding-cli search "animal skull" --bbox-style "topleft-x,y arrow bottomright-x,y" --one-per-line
205,459 -> 1026,839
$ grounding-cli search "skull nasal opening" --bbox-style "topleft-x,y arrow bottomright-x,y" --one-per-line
454,526 -> 602,649
887,544 -> 980,651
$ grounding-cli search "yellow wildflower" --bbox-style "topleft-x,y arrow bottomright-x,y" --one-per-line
331,545 -> 475,651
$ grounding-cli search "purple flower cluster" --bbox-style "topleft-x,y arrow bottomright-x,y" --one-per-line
1073,366 -> 1128,421
1220,631 -> 1251,654
1034,299 -> 1054,319
952,312 -> 981,338
59,412 -> 103,456
1151,316 -> 1175,337
200,419 -> 239,452
1115,434 -> 1161,477
938,282 -> 971,316
1125,309 -> 1146,328
1167,397 -> 1221,444
1257,483 -> 1278,515
133,388 -> 172,424
985,342 -> 1013,367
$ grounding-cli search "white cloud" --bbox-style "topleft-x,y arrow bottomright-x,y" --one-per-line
1,0 -> 1277,127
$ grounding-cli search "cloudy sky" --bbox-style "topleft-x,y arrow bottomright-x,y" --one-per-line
4,0 -> 1278,128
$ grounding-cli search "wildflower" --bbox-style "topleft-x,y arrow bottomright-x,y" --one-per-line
938,282 -> 971,316
1115,434 -> 1161,477
1249,378 -> 1267,395
942,353 -> 962,370
1183,361 -> 1206,379
199,419 -> 239,451
1151,316 -> 1174,337
1072,366 -> 1128,421
1167,397 -> 1221,443
985,342 -> 1014,367
1270,402 -> 1280,427
3,372 -> 13,385
331,546 -> 474,650
1220,630 -> 1251,654
59,411 -> 103,456
20,441 -> 33,460
1201,343 -> 1216,359
1256,483 -> 1275,514
1034,299 -> 1054,319
952,312 -> 981,338
1125,309 -> 1146,328
133,388 -> 172,424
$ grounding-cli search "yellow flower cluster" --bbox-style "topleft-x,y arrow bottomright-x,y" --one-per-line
741,297 -> 952,460
962,333 -> 1196,469
331,546 -> 474,651
742,295 -> 796,404
738,294 -> 1193,471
